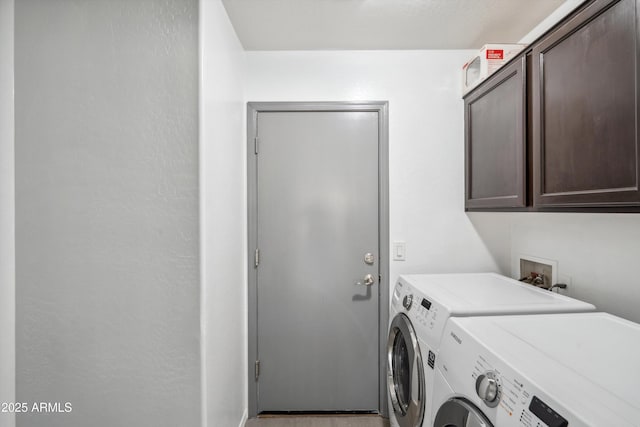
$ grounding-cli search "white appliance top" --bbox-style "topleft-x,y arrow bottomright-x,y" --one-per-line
391,273 -> 595,353
440,312 -> 640,426
399,272 -> 595,315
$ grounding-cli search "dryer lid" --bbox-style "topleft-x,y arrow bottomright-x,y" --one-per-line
399,273 -> 595,315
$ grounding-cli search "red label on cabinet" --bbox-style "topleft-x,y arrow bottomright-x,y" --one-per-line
486,49 -> 504,60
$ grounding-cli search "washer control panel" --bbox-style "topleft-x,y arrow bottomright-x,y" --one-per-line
476,370 -> 501,408
470,355 -> 567,427
402,294 -> 413,310
437,318 -> 584,427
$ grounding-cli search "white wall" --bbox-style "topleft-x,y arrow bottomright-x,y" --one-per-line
14,1 -> 200,426
245,50 -> 502,290
243,44 -> 640,328
469,212 -> 640,324
200,1 -> 247,426
519,0 -> 586,44
509,213 -> 640,323
0,1 -> 15,427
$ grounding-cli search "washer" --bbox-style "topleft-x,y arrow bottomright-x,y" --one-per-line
387,273 -> 595,427
432,312 -> 640,426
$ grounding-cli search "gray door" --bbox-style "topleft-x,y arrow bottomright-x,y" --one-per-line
253,108 -> 381,413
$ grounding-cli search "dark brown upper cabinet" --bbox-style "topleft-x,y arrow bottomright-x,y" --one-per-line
465,56 -> 526,209
532,0 -> 640,208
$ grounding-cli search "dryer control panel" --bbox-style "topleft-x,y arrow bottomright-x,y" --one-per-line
392,278 -> 450,347
436,319 -> 576,427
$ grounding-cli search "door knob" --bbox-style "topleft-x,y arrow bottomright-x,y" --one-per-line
363,274 -> 375,286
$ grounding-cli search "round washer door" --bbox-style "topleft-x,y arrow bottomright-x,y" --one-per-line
387,313 -> 424,427
433,398 -> 494,427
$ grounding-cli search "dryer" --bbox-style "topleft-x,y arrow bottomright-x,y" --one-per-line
387,273 -> 595,427
432,312 -> 640,426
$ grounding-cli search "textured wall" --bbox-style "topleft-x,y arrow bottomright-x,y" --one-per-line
0,1 -> 15,427
200,1 -> 247,426
14,1 -> 200,426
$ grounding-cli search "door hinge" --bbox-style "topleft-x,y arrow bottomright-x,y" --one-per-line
255,360 -> 260,380
254,248 -> 260,268
254,137 -> 259,155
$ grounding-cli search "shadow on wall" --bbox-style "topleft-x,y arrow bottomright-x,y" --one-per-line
466,212 -> 514,275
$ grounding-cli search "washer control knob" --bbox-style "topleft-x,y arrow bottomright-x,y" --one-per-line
402,294 -> 413,310
476,372 -> 500,408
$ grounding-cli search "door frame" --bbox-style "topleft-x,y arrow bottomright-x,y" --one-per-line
247,101 -> 390,418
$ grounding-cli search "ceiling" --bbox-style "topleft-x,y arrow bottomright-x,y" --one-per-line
221,0 -> 567,50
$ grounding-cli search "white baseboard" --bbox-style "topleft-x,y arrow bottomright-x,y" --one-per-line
237,408 -> 248,427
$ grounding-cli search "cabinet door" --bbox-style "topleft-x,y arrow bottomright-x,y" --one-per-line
532,0 -> 640,207
465,57 -> 526,209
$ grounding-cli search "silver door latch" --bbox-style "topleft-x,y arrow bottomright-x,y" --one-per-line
364,252 -> 374,265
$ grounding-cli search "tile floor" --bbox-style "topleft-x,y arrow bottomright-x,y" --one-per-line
244,415 -> 390,427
